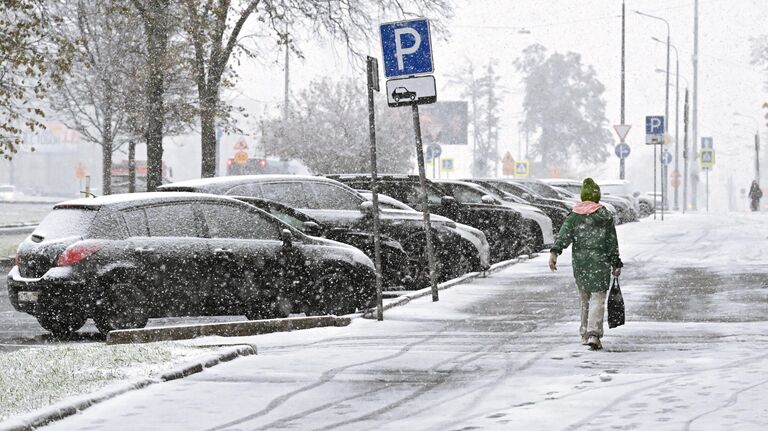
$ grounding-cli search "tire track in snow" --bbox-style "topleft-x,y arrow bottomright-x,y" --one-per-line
304,321 -> 541,431
683,377 -> 768,431
251,341 -> 496,431
203,329 -> 450,431
560,351 -> 768,431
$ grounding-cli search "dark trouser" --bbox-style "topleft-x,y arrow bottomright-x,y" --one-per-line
751,199 -> 760,212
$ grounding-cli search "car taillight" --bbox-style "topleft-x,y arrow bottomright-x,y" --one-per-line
55,242 -> 103,267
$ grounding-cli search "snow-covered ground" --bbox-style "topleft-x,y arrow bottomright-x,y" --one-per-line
10,212 -> 768,430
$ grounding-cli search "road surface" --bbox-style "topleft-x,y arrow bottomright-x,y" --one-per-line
37,213 -> 768,430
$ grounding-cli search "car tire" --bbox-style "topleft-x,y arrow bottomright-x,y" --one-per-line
638,201 -> 653,217
305,271 -> 357,316
401,233 -> 443,289
36,307 -> 87,338
245,289 -> 291,320
94,281 -> 149,335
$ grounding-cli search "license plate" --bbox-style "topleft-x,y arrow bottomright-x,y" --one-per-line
18,291 -> 39,303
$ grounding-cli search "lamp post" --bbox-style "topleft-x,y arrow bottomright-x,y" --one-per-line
733,112 -> 761,184
636,10 -> 670,220
653,38 -> 682,211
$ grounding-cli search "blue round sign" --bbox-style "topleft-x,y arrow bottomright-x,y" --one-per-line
425,144 -> 442,160
661,150 -> 673,165
615,143 -> 631,159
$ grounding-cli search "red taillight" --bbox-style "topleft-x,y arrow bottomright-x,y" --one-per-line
55,242 -> 103,267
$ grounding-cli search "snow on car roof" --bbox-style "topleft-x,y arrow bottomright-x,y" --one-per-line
161,174 -> 334,190
53,191 -> 238,209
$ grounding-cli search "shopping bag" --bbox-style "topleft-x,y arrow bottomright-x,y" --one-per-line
607,277 -> 625,329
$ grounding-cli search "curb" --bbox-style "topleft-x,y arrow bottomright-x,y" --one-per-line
362,253 -> 538,318
107,315 -> 351,344
0,345 -> 256,431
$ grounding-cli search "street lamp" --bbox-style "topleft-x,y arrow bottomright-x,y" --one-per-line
653,37 -> 682,211
636,10 -> 671,219
733,112 -> 760,183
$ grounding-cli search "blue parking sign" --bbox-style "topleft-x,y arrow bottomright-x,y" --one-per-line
380,19 -> 433,78
645,116 -> 665,134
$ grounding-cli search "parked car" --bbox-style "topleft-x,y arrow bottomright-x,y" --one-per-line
475,178 -> 574,213
542,179 -> 638,223
357,191 -> 491,271
597,180 -> 649,218
0,184 -> 17,201
231,196 -> 411,288
7,192 -> 376,337
160,175 -> 478,288
435,179 -> 554,251
461,179 -> 569,233
327,174 -> 526,263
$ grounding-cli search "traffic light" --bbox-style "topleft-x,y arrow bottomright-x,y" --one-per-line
258,159 -> 267,169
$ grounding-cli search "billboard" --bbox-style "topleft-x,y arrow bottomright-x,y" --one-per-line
419,101 -> 468,146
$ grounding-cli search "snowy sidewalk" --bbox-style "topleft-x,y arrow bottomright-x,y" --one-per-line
29,213 -> 768,430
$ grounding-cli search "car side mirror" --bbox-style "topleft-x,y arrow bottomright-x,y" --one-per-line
633,191 -> 640,198
481,195 -> 496,205
522,192 -> 532,201
302,221 -> 322,236
280,229 -> 294,247
359,201 -> 375,215
441,196 -> 458,206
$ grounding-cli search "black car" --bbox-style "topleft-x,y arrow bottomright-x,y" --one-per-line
231,196 -> 412,288
160,175 -> 478,288
474,178 -> 573,213
7,192 -> 376,336
327,174 -> 526,263
463,179 -> 569,232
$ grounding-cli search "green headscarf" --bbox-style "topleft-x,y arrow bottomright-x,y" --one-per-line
580,178 -> 601,203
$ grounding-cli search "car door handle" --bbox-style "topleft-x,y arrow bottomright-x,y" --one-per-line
134,247 -> 155,253
214,248 -> 233,255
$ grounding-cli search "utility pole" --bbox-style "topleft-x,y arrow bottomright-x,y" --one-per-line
673,50 -> 680,211
683,89 -> 690,213
691,0 -> 700,210
620,0 -> 627,179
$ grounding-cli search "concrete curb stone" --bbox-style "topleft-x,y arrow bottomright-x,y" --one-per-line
0,345 -> 256,431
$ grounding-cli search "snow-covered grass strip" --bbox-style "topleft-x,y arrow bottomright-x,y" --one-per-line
0,342 -> 217,423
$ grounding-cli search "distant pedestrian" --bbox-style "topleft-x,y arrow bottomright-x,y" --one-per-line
548,178 -> 623,350
748,180 -> 762,212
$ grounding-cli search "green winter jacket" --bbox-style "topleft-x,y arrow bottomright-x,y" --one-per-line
551,206 -> 623,293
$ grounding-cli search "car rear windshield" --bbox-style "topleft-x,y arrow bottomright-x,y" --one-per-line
32,208 -> 97,240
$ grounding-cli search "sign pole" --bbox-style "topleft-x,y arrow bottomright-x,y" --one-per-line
706,168 -> 709,213
620,0 -> 626,180
682,90 -> 689,213
412,104 -> 439,302
365,57 -> 384,321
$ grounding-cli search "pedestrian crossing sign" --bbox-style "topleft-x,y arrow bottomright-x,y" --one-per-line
514,160 -> 530,177
700,148 -> 715,168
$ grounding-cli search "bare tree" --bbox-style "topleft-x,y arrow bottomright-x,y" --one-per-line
178,0 -> 453,178
50,2 -> 144,194
450,59 -> 504,177
267,78 -> 413,174
129,0 -> 170,191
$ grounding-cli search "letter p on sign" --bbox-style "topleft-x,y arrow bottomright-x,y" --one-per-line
380,19 -> 434,78
394,27 -> 421,71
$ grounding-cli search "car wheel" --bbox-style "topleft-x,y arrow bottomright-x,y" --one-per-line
305,271 -> 357,316
401,233 -> 443,289
36,306 -> 87,338
94,282 -> 149,335
638,201 -> 653,217
245,288 -> 291,320
445,251 -> 474,280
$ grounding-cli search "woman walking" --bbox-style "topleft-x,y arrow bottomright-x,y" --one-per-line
548,178 -> 623,350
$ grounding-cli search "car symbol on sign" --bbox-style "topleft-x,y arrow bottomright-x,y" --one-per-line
392,87 -> 416,102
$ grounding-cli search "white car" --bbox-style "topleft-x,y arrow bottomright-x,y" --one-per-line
0,184 -> 16,201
